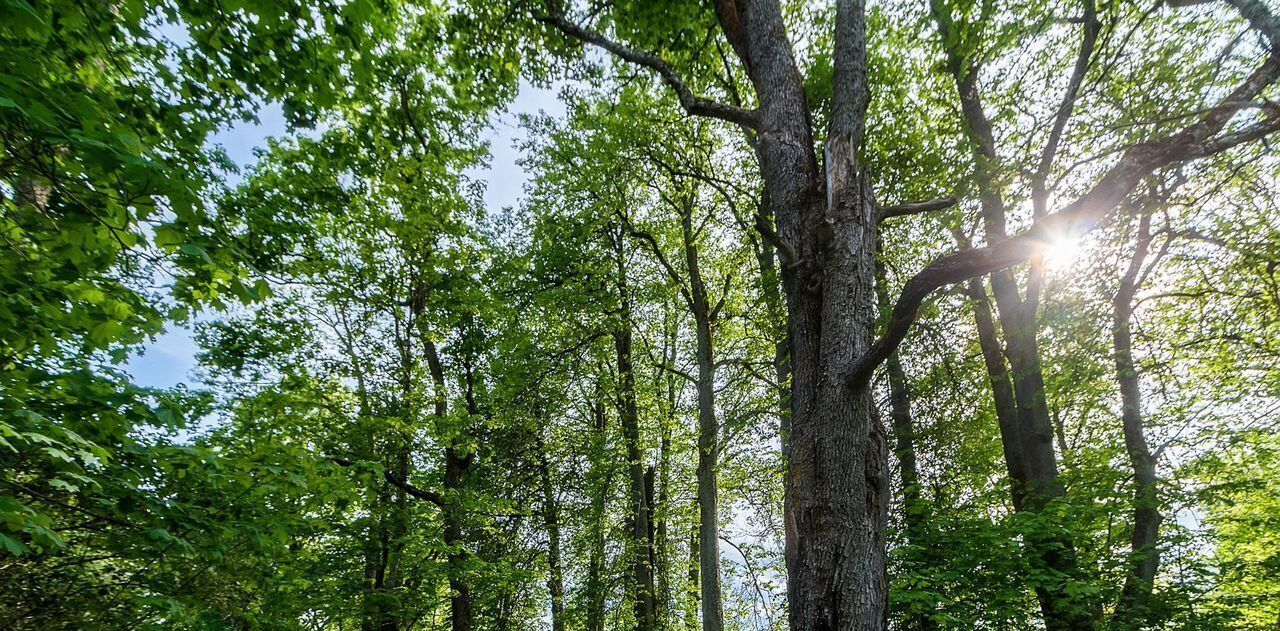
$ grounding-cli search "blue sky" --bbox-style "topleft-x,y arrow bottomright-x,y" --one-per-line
125,84 -> 564,389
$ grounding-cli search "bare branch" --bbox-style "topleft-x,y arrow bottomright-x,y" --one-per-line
330,457 -> 445,507
534,8 -> 760,129
753,211 -> 798,267
878,196 -> 958,220
1032,0 -> 1100,217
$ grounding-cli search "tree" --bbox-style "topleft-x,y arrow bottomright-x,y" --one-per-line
5,1 -> 1280,629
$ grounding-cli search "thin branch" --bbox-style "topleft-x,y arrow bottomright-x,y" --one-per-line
753,211 -> 798,267
329,457 -> 445,507
534,7 -> 760,128
878,196 -> 958,220
617,209 -> 694,309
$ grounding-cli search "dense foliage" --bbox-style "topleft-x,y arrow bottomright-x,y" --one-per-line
2,0 -> 1279,630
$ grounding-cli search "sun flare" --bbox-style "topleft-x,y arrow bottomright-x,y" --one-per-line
1042,236 -> 1082,271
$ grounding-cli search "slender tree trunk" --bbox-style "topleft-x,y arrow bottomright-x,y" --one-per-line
380,446 -> 409,631
685,518 -> 701,631
1112,212 -> 1162,628
969,284 -> 1029,507
874,242 -> 934,631
885,352 -> 935,631
425,339 -> 474,631
930,2 -> 1095,623
443,439 -> 472,631
753,198 -> 792,456
347,329 -> 394,631
656,419 -> 673,626
656,304 -> 677,623
586,392 -> 611,631
1000,292 -> 1095,631
537,435 -> 567,631
363,478 -> 395,631
953,229 -> 1029,509
613,235 -> 658,631
645,463 -> 660,614
680,209 -> 725,631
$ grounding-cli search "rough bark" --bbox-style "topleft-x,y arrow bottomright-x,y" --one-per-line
732,1 -> 891,628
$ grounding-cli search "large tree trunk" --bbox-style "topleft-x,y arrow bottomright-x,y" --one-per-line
613,235 -> 658,631
1112,211 -> 1162,628
727,1 -> 890,628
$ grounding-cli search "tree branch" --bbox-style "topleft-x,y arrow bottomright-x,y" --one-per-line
878,196 -> 959,220
617,209 -> 695,309
330,457 -> 445,507
534,7 -> 760,129
1032,0 -> 1100,218
848,41 -> 1280,388
753,211 -> 798,267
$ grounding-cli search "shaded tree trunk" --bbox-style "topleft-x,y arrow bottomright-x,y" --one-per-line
536,435 -> 566,631
952,247 -> 1027,511
685,522 -> 701,631
613,233 -> 658,631
885,352 -> 935,631
1112,211 -> 1162,628
585,388 -> 611,631
426,339 -> 474,631
344,321 -> 397,631
875,243 -> 934,631
929,2 -> 1096,624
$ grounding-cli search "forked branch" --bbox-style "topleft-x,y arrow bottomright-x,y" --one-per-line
534,6 -> 760,129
